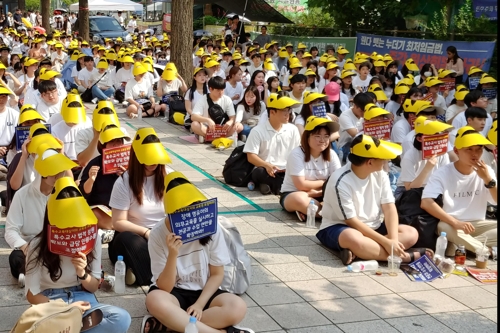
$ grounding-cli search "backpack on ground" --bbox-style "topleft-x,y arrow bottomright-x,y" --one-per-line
222,145 -> 254,187
166,94 -> 187,125
219,216 -> 251,295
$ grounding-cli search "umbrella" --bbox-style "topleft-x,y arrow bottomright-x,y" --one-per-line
21,18 -> 32,28
54,8 -> 68,13
226,13 -> 251,24
193,30 -> 213,37
33,26 -> 46,34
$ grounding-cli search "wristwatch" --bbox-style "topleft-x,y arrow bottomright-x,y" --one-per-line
77,272 -> 89,280
485,179 -> 496,189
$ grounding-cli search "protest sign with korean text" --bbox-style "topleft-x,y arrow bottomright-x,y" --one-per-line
102,145 -> 131,175
439,78 -> 456,93
483,88 -> 497,99
422,133 -> 449,159
466,267 -> 497,284
473,0 -> 497,20
16,124 -> 51,151
48,224 -> 98,258
421,93 -> 434,104
468,77 -> 481,90
169,198 -> 218,243
311,103 -> 327,118
363,119 -> 391,140
403,255 -> 443,282
205,125 -> 228,142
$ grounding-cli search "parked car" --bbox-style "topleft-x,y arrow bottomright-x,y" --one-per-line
89,16 -> 133,44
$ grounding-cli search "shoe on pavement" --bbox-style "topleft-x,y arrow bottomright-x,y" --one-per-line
259,183 -> 272,195
100,229 -> 115,244
18,273 -> 25,288
91,98 -> 98,104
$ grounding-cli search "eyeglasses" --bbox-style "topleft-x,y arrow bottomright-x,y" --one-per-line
42,90 -> 58,97
312,135 -> 330,142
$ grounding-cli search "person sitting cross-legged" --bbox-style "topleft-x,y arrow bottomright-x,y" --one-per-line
317,134 -> 431,265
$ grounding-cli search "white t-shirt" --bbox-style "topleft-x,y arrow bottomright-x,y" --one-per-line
338,108 -> 363,148
391,119 -> 411,144
243,119 -> 301,170
51,121 -> 92,160
192,95 -> 235,120
114,67 -> 134,89
401,129 -> 416,157
18,75 -> 35,99
385,101 -> 401,119
77,67 -> 98,86
433,94 -> 447,110
0,107 -> 19,146
235,101 -> 266,123
75,126 -> 129,160
124,79 -> 154,101
71,66 -> 79,79
352,75 -> 372,93
320,164 -> 395,231
445,104 -> 466,123
148,218 -> 231,289
289,91 -> 304,115
127,19 -> 137,33
224,81 -> 244,106
452,111 -> 492,137
422,163 -> 497,221
398,145 -> 450,186
280,146 -> 341,193
159,78 -> 182,96
109,172 -> 166,229
25,236 -> 101,296
35,99 -> 62,121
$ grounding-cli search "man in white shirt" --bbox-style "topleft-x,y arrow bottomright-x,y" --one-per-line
317,134 -> 420,266
75,56 -> 98,93
391,99 -> 431,144
116,11 -> 125,27
0,86 -> 19,175
452,90 -> 493,138
421,126 -> 497,256
244,93 -> 301,195
337,93 -> 372,163
34,80 -> 63,121
127,16 -> 137,33
401,105 -> 445,157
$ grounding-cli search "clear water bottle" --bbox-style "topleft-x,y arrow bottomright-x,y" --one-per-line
306,200 -> 318,228
138,106 -> 142,120
185,316 -> 198,333
231,131 -> 238,148
435,231 -> 448,261
347,260 -> 379,272
247,181 -> 255,191
114,255 -> 126,294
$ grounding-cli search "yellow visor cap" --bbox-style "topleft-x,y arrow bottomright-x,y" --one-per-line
164,171 -> 207,214
402,99 -> 432,113
18,110 -> 44,125
394,81 -> 410,95
303,91 -> 326,105
351,135 -> 402,159
480,73 -> 497,84
454,85 -> 469,101
487,120 -> 497,146
162,67 -> 177,81
364,103 -> 390,121
414,116 -> 453,135
61,95 -> 86,124
93,109 -> 119,131
367,85 -> 388,101
132,128 -> 172,165
172,112 -> 185,125
47,177 -> 97,229
264,60 -> 276,71
404,58 -> 419,71
267,93 -> 300,109
455,126 -> 493,149
34,145 -> 78,177
99,124 -> 130,144
28,124 -> 62,154
212,137 -> 234,150
304,116 -> 340,133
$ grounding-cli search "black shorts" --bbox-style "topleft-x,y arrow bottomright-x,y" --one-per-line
148,285 -> 228,311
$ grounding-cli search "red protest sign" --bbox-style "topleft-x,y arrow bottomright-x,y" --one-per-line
102,145 -> 130,175
205,125 -> 228,142
439,78 -> 455,93
363,119 -> 392,140
421,93 -> 434,104
421,133 -> 449,159
48,225 -> 98,257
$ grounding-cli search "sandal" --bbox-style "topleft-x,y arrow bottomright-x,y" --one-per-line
403,248 -> 434,263
143,109 -> 155,118
340,248 -> 356,266
225,326 -> 255,333
295,211 -> 305,222
129,113 -> 138,119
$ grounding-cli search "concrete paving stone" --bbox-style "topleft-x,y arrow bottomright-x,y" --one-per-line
265,262 -> 323,282
129,316 -> 145,332
96,294 -> 148,318
304,259 -> 362,279
329,275 -> 392,297
266,234 -> 316,247
236,306 -> 281,332
0,268 -> 17,286
399,290 -> 469,314
367,271 -> 435,293
337,319 -> 400,333
0,285 -> 30,307
249,221 -> 298,235
284,245 -> 335,262
355,294 -> 424,319
441,286 -> 498,309
241,233 -> 280,250
426,272 -> 476,289
240,293 -> 257,307
480,284 -> 497,295
236,212 -> 280,223
262,302 -> 331,329
475,307 -> 497,323
432,310 -> 497,332
305,235 -> 323,245
245,283 -> 303,306
95,284 -> 145,298
285,278 -> 349,302
248,248 -> 300,265
229,222 -> 262,235
287,325 -> 343,333
386,314 -> 456,333
310,298 -> 379,324
0,304 -> 30,331
249,264 -> 281,285
0,251 -> 9,268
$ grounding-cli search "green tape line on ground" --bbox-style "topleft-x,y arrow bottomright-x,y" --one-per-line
125,122 -> 264,212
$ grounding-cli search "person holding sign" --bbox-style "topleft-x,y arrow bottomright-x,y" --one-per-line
24,176 -> 131,333
451,90 -> 493,139
108,128 -> 172,286
437,69 -> 456,107
280,116 -> 340,221
421,127 -> 497,256
295,91 -> 341,139
477,73 -> 497,119
5,144 -> 76,287
317,135 -> 425,266
146,172 -> 254,333
445,85 -> 469,124
362,103 -> 392,138
423,77 -> 447,111
391,99 -> 431,145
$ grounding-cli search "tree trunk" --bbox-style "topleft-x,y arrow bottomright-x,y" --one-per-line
79,0 -> 90,41
18,0 -> 25,11
41,0 -> 51,32
171,0 -> 193,86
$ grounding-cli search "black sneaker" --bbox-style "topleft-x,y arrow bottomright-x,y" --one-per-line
259,183 -> 271,195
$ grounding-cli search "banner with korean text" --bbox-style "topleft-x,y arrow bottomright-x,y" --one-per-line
473,0 -> 497,20
356,33 -> 496,80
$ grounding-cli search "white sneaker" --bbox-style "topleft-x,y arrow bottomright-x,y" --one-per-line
91,98 -> 98,104
195,134 -> 204,144
18,273 -> 25,288
122,101 -> 129,108
111,99 -> 119,105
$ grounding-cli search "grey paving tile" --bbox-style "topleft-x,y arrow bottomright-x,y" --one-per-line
241,233 -> 280,250
310,298 -> 378,324
265,262 -> 322,282
287,325 -> 343,333
250,221 -> 298,235
432,310 -> 497,332
245,283 -> 303,306
337,319 -> 399,333
355,294 -> 424,318
399,290 -> 469,314
248,248 -> 300,265
262,302 -> 331,329
368,271 -> 435,293
426,272 -> 475,289
475,307 -> 497,323
480,284 -> 497,295
286,278 -> 349,302
304,259 -> 362,279
329,275 -> 392,297
0,285 -> 29,307
236,306 -> 281,332
240,293 -> 257,308
386,315 -> 456,333
284,245 -> 335,262
249,264 -> 280,285
236,212 -> 280,223
266,234 -> 316,247
0,268 -> 17,286
441,286 -> 498,309
0,304 -> 30,331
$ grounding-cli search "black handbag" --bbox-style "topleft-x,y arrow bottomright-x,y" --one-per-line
81,72 -> 107,102
207,93 -> 229,125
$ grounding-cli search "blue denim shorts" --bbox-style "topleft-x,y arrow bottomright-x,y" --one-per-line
41,285 -> 107,316
316,223 -> 388,252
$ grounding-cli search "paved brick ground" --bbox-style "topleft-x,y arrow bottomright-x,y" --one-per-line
0,105 -> 497,332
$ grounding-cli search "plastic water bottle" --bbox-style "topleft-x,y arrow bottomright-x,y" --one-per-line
347,260 -> 379,272
137,107 -> 142,120
114,255 -> 126,294
231,131 -> 238,148
306,200 -> 318,228
435,232 -> 448,261
185,316 -> 198,333
247,181 -> 255,191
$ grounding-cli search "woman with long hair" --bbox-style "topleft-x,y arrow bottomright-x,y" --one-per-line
224,65 -> 244,107
236,85 -> 266,140
248,69 -> 266,101
445,46 -> 464,84
108,127 -> 171,286
184,67 -> 209,130
125,63 -> 165,118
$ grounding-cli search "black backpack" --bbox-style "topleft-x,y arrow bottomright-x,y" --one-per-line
166,94 -> 187,124
207,94 -> 229,125
222,145 -> 254,187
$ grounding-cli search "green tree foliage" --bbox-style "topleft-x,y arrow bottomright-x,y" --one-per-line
26,0 -> 73,11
